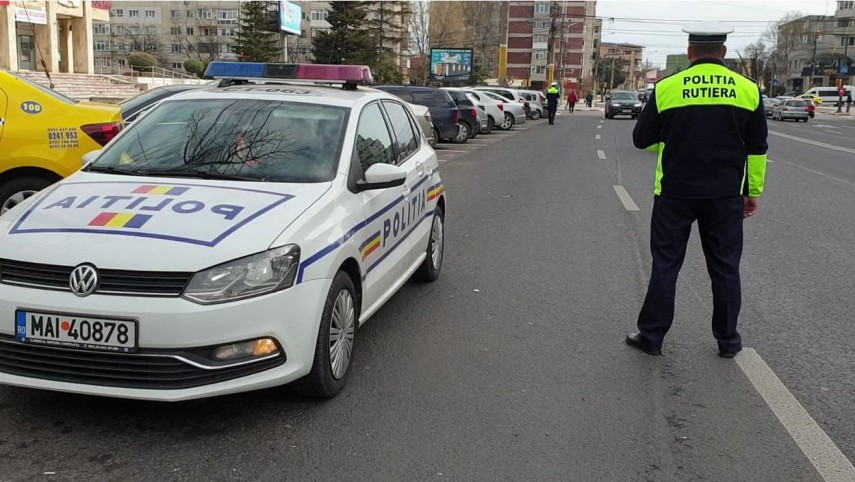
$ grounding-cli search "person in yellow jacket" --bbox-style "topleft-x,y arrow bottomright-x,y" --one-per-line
545,82 -> 560,124
625,22 -> 768,359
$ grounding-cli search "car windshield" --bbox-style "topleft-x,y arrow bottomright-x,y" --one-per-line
611,92 -> 637,101
89,99 -> 348,183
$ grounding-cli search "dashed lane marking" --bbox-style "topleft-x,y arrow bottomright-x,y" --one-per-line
597,125 -> 602,129
596,134 -> 601,140
597,150 -> 607,160
737,349 -> 855,482
612,185 -> 639,211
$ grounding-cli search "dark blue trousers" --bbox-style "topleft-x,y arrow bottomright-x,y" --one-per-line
636,195 -> 744,351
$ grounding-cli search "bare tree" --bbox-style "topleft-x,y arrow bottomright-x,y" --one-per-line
739,41 -> 768,80
409,0 -> 430,84
764,11 -> 803,94
170,16 -> 227,63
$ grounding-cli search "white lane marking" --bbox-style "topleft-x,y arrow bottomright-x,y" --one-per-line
596,134 -> 602,140
434,149 -> 470,153
736,349 -> 855,482
597,150 -> 607,160
771,158 -> 855,189
825,130 -> 842,135
438,159 -> 449,163
599,120 -> 604,123
597,125 -> 602,129
768,131 -> 855,155
767,159 -> 775,163
612,185 -> 639,211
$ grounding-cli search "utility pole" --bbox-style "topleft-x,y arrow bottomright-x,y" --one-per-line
810,28 -> 820,90
558,0 -> 567,88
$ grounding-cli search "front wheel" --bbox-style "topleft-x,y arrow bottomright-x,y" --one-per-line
0,176 -> 55,216
292,271 -> 358,398
531,109 -> 541,120
414,207 -> 444,282
428,127 -> 439,148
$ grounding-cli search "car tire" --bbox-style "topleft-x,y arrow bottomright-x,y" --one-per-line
531,110 -> 541,120
0,176 -> 55,216
501,113 -> 514,130
482,116 -> 494,134
413,206 -> 444,282
803,118 -> 809,123
452,121 -> 470,144
292,271 -> 357,399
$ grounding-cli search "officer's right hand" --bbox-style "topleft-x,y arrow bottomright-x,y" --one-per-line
743,197 -> 760,218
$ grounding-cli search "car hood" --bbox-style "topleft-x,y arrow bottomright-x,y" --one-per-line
0,172 -> 331,272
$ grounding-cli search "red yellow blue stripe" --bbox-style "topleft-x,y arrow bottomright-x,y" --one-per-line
360,231 -> 382,259
89,212 -> 152,229
132,185 -> 189,196
428,184 -> 445,201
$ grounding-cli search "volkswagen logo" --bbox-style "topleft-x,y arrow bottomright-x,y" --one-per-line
69,264 -> 99,297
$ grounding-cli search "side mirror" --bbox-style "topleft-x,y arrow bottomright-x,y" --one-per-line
82,150 -> 102,166
356,163 -> 407,192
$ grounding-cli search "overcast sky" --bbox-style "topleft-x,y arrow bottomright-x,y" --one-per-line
596,0 -> 832,67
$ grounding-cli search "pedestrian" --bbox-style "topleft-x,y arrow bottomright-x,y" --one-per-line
625,22 -> 768,359
567,91 -> 578,113
586,91 -> 594,108
546,82 -> 560,124
847,91 -> 852,113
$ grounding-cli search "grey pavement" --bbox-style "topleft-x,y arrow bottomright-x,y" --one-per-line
0,111 -> 853,481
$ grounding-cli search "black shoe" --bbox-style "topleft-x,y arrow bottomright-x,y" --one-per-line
718,347 -> 742,359
625,333 -> 662,356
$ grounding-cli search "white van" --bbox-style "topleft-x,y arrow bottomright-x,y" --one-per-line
803,86 -> 853,106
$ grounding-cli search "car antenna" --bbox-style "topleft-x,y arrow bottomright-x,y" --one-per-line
22,7 -> 55,89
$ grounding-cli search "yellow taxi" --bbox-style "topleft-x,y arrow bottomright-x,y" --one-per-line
0,70 -> 122,214
799,93 -> 822,106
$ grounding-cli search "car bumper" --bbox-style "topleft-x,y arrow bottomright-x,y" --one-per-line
608,106 -> 642,115
781,113 -> 809,120
0,279 -> 330,401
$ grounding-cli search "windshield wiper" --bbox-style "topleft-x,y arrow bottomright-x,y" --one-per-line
85,165 -> 149,176
142,169 -> 262,182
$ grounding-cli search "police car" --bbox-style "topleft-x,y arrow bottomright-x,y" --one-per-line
0,63 -> 446,401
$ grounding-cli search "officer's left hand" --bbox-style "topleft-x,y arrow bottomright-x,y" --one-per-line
743,196 -> 760,218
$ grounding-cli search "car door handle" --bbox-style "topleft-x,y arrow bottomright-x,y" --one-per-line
415,161 -> 425,177
402,184 -> 410,197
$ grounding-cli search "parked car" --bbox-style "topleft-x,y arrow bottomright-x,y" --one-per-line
771,98 -> 809,122
440,88 -> 482,142
120,84 -> 210,123
462,89 -> 507,131
472,86 -> 531,118
407,102 -> 437,148
604,90 -> 643,119
798,93 -> 823,106
373,85 -> 462,143
518,90 -> 544,119
0,70 -> 123,215
477,90 -> 527,129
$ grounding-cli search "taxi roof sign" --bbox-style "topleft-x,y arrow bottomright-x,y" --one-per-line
203,62 -> 373,88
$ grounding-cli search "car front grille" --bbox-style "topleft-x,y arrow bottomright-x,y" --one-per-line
0,259 -> 193,297
0,336 -> 285,390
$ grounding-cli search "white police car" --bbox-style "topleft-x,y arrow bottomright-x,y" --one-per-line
0,63 -> 446,401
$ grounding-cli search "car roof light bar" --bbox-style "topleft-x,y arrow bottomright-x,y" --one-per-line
203,62 -> 373,89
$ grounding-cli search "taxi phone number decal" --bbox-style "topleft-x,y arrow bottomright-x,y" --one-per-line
47,127 -> 79,149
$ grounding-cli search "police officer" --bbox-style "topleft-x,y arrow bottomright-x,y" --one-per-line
546,82 -> 560,124
625,22 -> 768,358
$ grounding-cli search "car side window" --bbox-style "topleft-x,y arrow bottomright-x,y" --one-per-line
355,103 -> 395,173
382,101 -> 419,162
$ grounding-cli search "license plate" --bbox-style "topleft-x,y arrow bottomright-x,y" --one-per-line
15,310 -> 138,353
622,108 -> 632,112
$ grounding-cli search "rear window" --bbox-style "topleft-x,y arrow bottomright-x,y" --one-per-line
787,100 -> 807,107
410,89 -> 453,106
92,99 -> 349,183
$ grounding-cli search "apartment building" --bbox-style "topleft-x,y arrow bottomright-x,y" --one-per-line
287,1 -> 411,77
92,1 -> 242,75
599,42 -> 644,90
1,0 -> 110,73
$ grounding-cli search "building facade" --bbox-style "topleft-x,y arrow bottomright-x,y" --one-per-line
1,0 -> 110,73
600,42 -> 644,90
92,1 -> 242,75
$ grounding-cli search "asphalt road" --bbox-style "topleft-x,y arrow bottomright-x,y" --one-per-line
1,109 -> 854,481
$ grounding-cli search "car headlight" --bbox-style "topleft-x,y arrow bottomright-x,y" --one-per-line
635,103 -> 642,107
182,245 -> 300,304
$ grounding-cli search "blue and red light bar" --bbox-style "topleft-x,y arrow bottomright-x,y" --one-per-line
203,62 -> 373,85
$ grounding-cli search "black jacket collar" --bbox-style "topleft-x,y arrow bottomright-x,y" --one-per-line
689,58 -> 726,67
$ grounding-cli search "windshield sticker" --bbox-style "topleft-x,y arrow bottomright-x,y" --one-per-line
10,182 -> 293,247
47,127 -> 79,149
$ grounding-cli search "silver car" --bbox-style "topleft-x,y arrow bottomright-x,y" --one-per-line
519,90 -> 545,119
463,89 -> 507,131
771,98 -> 809,122
473,86 -> 531,119
477,90 -> 527,129
407,102 -> 437,148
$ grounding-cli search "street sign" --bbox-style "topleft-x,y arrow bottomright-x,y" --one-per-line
841,66 -> 849,74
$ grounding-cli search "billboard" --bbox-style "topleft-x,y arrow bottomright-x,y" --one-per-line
279,1 -> 302,36
430,48 -> 473,81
